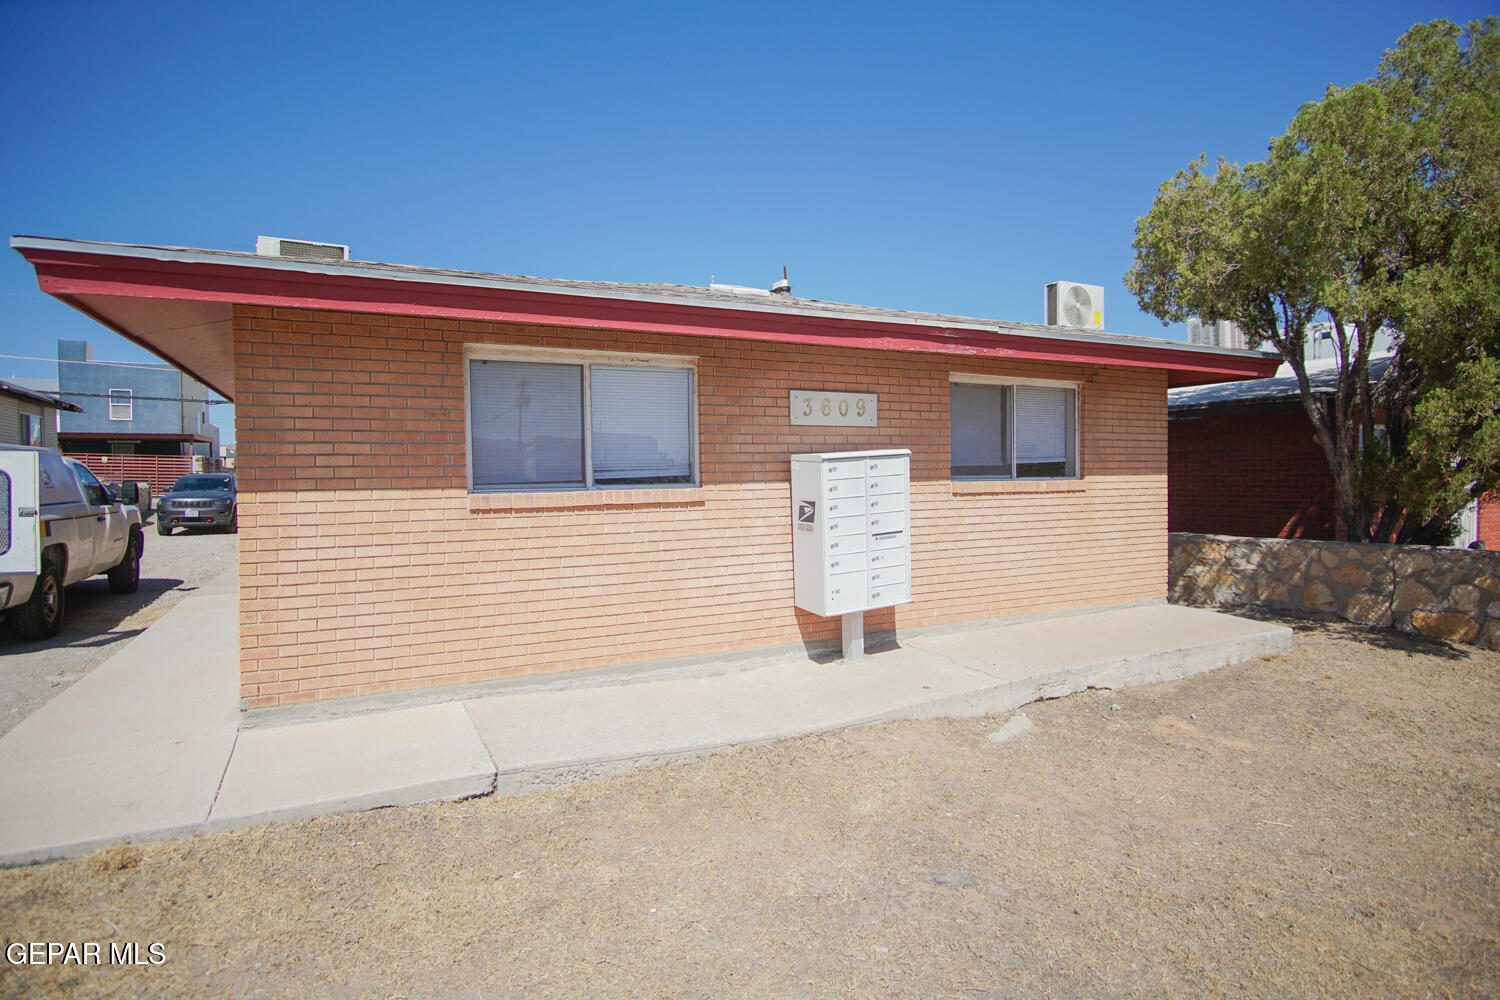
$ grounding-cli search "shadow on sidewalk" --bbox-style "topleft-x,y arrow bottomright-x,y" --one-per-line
2,576 -> 189,651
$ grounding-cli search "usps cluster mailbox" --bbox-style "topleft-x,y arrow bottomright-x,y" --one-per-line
790,449 -> 912,617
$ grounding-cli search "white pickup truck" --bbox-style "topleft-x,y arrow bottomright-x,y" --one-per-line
0,445 -> 144,639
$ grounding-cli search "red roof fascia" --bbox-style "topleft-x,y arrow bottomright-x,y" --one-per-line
20,246 -> 1278,384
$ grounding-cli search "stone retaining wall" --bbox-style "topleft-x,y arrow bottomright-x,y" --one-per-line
1169,532 -> 1500,649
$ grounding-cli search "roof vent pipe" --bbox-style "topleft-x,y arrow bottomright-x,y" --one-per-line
771,266 -> 791,295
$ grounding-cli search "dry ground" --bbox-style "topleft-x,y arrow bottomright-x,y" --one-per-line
1,616 -> 1496,999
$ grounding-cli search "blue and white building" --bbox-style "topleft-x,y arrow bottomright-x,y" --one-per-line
51,340 -> 221,458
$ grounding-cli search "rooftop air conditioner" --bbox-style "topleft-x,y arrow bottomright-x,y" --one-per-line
1045,281 -> 1104,331
255,236 -> 350,263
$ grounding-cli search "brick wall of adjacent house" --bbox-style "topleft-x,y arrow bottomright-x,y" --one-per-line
1168,406 -> 1338,540
1480,495 -> 1499,550
232,304 -> 1168,708
1171,407 -> 1500,548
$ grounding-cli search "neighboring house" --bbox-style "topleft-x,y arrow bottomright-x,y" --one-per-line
1186,318 -> 1398,364
12,235 -> 1279,710
1301,322 -> 1398,366
1168,356 -> 1496,546
1481,498 -> 1500,546
1187,319 -> 1252,351
53,339 -> 220,459
0,377 -> 82,448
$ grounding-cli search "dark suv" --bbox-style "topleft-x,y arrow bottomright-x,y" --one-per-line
157,473 -> 237,535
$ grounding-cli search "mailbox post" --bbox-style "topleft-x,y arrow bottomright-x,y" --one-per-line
790,449 -> 912,659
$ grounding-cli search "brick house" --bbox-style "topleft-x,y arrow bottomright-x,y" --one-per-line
1168,358 -> 1497,546
12,236 -> 1278,710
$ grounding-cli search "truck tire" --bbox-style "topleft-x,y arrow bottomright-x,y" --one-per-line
12,560 -> 64,640
157,521 -> 172,536
108,531 -> 142,594
227,507 -> 238,534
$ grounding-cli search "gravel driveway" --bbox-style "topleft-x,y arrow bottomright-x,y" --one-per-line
0,527 -> 237,738
1,615 -> 1494,999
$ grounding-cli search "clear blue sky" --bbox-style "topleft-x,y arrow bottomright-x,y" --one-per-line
1,0 -> 1489,445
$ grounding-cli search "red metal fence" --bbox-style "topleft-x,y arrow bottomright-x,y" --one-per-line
65,454 -> 203,496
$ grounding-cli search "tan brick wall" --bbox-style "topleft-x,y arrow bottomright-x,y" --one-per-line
233,305 -> 1168,708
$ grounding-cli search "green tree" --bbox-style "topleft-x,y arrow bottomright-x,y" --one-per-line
1127,18 -> 1499,544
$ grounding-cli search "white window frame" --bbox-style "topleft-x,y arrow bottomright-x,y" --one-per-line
949,373 -> 1081,481
463,344 -> 700,493
107,388 -> 133,421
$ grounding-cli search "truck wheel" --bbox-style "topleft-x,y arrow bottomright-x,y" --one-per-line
227,507 -> 238,534
157,522 -> 172,536
12,561 -> 64,640
108,532 -> 142,594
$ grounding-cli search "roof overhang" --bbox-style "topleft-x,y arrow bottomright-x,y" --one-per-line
1168,355 -> 1395,420
1168,396 -> 1310,420
0,379 -> 84,412
12,236 -> 1282,402
59,432 -> 216,442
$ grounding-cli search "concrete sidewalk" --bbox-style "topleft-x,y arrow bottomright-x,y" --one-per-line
0,577 -> 1291,866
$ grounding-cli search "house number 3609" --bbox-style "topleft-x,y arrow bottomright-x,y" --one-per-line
804,396 -> 863,418
789,390 -> 878,427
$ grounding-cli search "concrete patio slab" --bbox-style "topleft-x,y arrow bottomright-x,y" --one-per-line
0,577 -> 239,763
0,734 -> 236,866
465,605 -> 1291,795
0,569 -> 1292,866
206,702 -> 497,831
0,688 -> 237,766
0,567 -> 240,864
902,603 -> 1292,716
465,643 -> 990,778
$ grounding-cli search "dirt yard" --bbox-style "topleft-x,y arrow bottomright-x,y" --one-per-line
1,615 -> 1496,999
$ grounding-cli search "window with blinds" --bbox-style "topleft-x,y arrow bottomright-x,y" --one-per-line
470,361 -> 585,489
949,382 -> 1011,478
1014,385 -> 1075,478
949,379 -> 1077,480
469,357 -> 695,490
590,367 -> 693,485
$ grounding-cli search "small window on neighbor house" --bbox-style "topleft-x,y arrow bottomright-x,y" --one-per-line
950,379 -> 1078,480
467,357 -> 695,491
1361,424 -> 1389,451
108,389 -> 133,421
19,412 -> 41,446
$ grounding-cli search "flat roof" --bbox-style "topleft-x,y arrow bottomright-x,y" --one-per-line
1168,355 -> 1394,417
12,235 -> 1282,400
